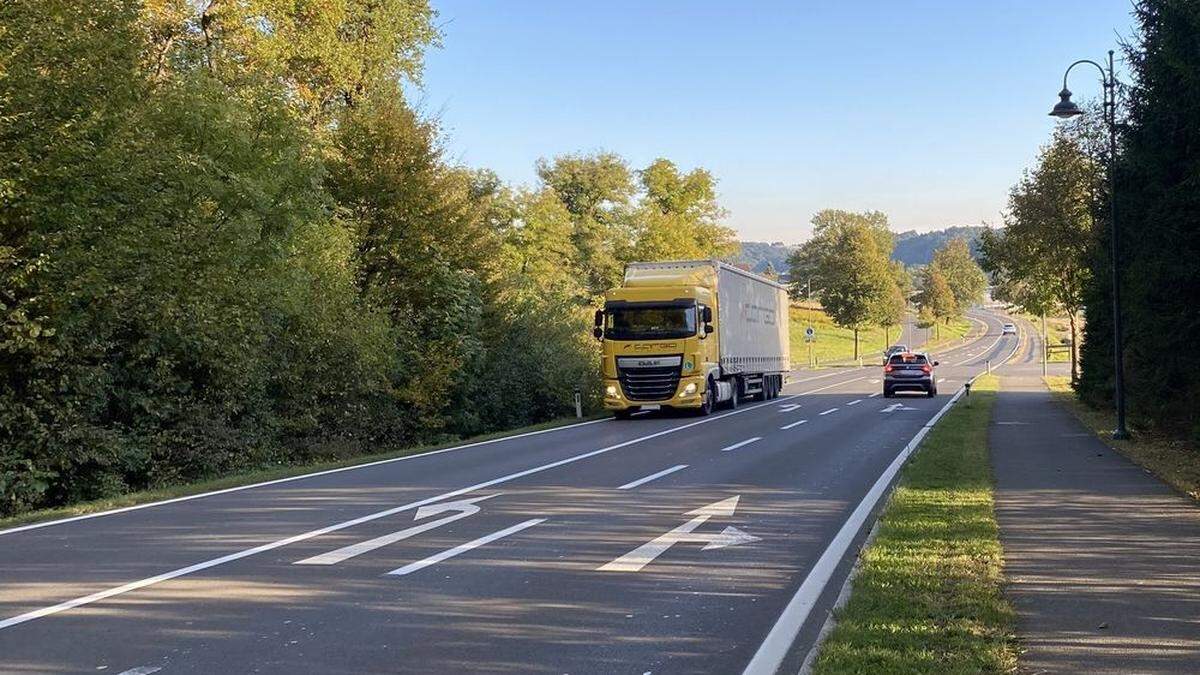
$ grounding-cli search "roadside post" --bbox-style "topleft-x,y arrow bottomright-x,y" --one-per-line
986,359 -> 992,374
1041,314 -> 1047,377
573,387 -> 582,419
805,326 -> 815,368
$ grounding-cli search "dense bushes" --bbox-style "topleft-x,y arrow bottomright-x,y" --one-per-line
0,0 -> 737,516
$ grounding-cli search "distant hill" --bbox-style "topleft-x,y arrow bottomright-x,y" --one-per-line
731,241 -> 794,275
891,226 -> 989,266
733,225 -> 990,276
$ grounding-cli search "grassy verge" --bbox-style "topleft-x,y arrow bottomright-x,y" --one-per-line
789,303 -> 971,368
1045,376 -> 1200,501
0,414 -> 604,531
814,375 -> 1017,674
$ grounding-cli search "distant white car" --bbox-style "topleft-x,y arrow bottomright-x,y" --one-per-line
1002,323 -> 1017,335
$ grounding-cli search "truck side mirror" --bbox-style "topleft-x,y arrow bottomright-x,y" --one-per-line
593,326 -> 603,339
702,306 -> 713,323
593,309 -> 604,327
704,324 -> 714,335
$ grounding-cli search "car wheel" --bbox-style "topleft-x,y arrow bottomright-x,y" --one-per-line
926,387 -> 936,398
883,388 -> 893,398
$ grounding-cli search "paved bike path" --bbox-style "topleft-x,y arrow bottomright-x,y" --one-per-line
990,375 -> 1200,673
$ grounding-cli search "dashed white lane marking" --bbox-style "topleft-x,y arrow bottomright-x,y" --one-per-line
867,392 -> 881,398
845,399 -> 862,406
618,465 -> 688,490
117,668 -> 162,675
720,437 -> 762,453
818,408 -> 839,416
800,376 -> 866,396
937,378 -> 946,384
778,403 -> 802,412
387,518 -> 546,576
0,394 -> 796,631
780,419 -> 808,430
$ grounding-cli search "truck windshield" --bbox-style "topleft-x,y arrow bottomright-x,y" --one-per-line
604,302 -> 697,340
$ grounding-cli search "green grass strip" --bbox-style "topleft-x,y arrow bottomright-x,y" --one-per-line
814,375 -> 1017,674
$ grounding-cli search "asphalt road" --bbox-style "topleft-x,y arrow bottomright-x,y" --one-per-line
0,309 -> 1020,675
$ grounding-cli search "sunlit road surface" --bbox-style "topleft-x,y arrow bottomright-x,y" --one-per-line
0,310 -> 1021,674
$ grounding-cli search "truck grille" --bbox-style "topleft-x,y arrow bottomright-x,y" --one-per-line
616,356 -> 683,402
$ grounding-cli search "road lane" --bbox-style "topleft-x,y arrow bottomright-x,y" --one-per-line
0,309 -> 1018,673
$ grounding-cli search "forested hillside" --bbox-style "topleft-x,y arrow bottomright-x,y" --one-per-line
0,0 -> 737,516
892,226 -> 989,265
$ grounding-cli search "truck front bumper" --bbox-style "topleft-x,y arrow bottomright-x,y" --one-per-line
603,374 -> 706,410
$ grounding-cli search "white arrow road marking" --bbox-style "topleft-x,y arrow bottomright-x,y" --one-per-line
879,403 -> 919,413
295,494 -> 499,565
599,496 -> 754,572
777,403 -> 802,412
845,399 -> 862,406
720,437 -> 761,452
618,464 -> 688,490
780,419 -> 808,430
818,408 -> 838,416
868,379 -> 880,384
387,518 -> 546,576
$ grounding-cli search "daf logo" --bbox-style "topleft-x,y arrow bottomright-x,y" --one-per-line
637,360 -> 656,367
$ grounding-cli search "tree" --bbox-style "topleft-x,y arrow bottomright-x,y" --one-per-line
981,129 -> 1100,383
1078,0 -> 1200,439
790,210 -> 898,360
931,238 -> 987,311
916,266 -> 958,340
632,158 -> 739,262
535,153 -> 636,295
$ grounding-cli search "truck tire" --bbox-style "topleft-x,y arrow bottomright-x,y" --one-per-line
698,379 -> 715,416
726,378 -> 740,410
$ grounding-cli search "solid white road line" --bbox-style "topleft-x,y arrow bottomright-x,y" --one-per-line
845,399 -> 862,406
617,465 -> 688,490
818,408 -> 838,416
780,419 -> 808,430
0,416 -> 615,539
387,519 -> 546,576
742,378 -> 973,675
720,437 -> 762,453
0,393 -> 794,632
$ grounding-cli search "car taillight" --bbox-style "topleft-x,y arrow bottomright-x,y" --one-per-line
884,365 -> 893,373
921,364 -> 932,374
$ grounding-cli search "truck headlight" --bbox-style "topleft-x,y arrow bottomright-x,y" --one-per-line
682,382 -> 697,396
605,385 -> 618,398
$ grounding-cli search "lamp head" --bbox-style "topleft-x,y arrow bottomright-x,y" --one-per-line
1050,88 -> 1084,118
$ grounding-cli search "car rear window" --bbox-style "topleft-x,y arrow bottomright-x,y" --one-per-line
888,354 -> 927,365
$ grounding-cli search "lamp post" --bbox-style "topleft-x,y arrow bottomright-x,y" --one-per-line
1050,49 -> 1129,439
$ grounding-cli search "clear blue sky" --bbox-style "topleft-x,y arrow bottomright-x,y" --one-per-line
411,1 -> 1137,243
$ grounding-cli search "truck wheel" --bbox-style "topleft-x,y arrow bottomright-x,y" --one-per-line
698,380 -> 715,416
770,375 -> 780,398
726,379 -> 740,410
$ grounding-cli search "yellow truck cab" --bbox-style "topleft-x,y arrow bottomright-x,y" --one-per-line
593,260 -> 790,418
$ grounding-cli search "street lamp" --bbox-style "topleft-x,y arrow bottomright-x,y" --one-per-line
1050,49 -> 1129,439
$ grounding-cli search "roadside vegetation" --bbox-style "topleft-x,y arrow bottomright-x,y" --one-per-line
0,1 -> 741,518
1046,377 -> 1199,501
814,375 -> 1017,674
789,304 -> 970,367
787,210 -> 985,364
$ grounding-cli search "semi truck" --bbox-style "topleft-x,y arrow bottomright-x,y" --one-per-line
593,260 -> 790,417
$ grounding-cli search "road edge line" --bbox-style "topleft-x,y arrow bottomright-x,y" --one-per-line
743,325 -> 1021,675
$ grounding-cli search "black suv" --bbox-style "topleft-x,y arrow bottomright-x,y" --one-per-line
883,352 -> 938,398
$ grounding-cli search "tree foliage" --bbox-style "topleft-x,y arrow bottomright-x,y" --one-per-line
0,1 -> 737,516
1077,0 -> 1200,439
788,210 -> 901,359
